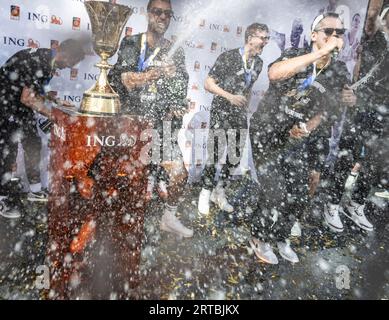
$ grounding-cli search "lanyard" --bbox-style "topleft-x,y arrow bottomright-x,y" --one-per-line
138,33 -> 161,72
298,63 -> 317,92
298,58 -> 330,92
239,47 -> 255,88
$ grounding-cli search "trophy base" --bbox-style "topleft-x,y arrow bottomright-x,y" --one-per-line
80,92 -> 121,115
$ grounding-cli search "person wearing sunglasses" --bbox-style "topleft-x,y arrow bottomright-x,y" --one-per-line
197,23 -> 270,217
317,2 -> 389,233
315,2 -> 389,234
109,0 -> 193,239
248,13 -> 356,263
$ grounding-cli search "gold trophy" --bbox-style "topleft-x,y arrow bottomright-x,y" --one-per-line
81,1 -> 132,114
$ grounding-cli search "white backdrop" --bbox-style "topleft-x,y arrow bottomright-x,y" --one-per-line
0,0 -> 369,186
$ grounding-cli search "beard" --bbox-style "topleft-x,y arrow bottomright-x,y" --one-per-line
149,21 -> 169,35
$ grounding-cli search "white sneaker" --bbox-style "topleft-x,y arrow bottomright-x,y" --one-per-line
160,212 -> 193,238
210,187 -> 234,213
340,201 -> 374,232
375,190 -> 389,200
0,198 -> 21,219
291,221 -> 302,237
277,241 -> 299,264
198,188 -> 211,215
323,203 -> 344,233
249,238 -> 278,265
27,190 -> 48,202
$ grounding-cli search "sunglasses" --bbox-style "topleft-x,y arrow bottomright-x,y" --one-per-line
148,8 -> 174,18
251,35 -> 271,41
315,28 -> 346,37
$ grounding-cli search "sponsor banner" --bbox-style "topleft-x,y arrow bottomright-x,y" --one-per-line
0,0 -> 369,180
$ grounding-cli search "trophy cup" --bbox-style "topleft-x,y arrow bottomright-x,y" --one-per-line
81,1 -> 132,114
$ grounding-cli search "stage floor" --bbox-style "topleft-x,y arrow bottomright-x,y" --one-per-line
0,183 -> 388,300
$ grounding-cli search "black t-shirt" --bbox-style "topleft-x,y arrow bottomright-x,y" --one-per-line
208,48 -> 263,118
252,47 -> 350,153
108,33 -> 189,122
0,48 -> 54,125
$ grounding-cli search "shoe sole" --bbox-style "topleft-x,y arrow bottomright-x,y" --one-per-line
375,193 -> 389,200
210,191 -> 235,213
249,240 -> 278,265
198,205 -> 210,216
340,207 -> 374,232
0,212 -> 21,219
210,198 -> 233,213
160,222 -> 193,238
27,197 -> 48,202
0,202 -> 21,219
323,218 -> 344,233
278,250 -> 299,264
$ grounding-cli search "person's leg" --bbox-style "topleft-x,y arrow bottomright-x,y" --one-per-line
276,141 -> 311,239
222,113 -> 248,180
0,122 -> 24,218
250,157 -> 299,264
160,160 -> 193,238
22,128 -> 42,188
38,122 -> 50,191
200,131 -> 220,190
319,157 -> 348,232
159,118 -> 193,238
248,173 -> 280,265
340,113 -> 381,231
199,110 -> 231,214
21,126 -> 49,202
212,113 -> 248,211
374,129 -> 389,197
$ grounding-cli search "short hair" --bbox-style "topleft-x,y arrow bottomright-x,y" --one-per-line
311,12 -> 343,32
245,23 -> 269,43
352,13 -> 361,21
147,0 -> 171,11
59,39 -> 85,61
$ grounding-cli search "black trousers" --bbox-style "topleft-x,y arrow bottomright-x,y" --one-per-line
149,117 -> 186,207
0,116 -> 41,196
249,138 -> 312,242
201,109 -> 248,189
353,111 -> 389,203
313,111 -> 361,205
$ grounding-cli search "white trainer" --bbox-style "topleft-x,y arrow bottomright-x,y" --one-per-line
375,190 -> 389,200
210,187 -> 234,213
340,201 -> 374,232
0,198 -> 21,219
291,221 -> 302,237
160,211 -> 193,238
198,188 -> 211,215
249,238 -> 279,265
277,240 -> 299,264
323,203 -> 344,233
27,190 -> 48,202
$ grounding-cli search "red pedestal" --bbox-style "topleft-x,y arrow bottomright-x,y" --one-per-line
47,107 -> 152,299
